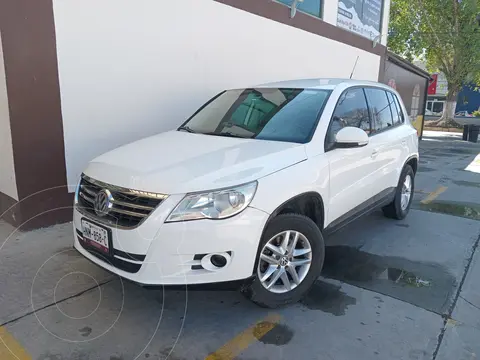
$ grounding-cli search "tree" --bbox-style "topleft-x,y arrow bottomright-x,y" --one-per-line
388,0 -> 480,124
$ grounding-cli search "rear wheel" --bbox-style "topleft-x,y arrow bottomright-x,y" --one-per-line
242,214 -> 324,308
382,165 -> 415,220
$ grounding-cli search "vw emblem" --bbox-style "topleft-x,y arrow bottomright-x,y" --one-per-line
94,189 -> 113,217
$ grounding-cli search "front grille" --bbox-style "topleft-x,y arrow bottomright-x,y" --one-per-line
77,174 -> 167,228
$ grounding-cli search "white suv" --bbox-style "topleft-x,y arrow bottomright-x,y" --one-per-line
73,79 -> 418,308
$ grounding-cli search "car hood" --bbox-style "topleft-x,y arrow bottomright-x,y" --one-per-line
84,131 -> 307,194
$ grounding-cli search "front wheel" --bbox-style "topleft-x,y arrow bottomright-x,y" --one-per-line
242,214 -> 324,308
382,164 -> 415,220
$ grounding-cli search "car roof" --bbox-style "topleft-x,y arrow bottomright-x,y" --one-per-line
255,78 -> 390,91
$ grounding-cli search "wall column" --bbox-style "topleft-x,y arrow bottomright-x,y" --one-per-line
0,0 -> 72,230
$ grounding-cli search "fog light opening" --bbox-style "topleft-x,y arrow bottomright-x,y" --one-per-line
211,254 -> 227,268
200,252 -> 231,271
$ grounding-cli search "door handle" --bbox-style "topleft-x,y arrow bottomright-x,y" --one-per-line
371,149 -> 379,158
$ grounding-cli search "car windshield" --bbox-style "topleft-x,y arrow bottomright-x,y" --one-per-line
179,88 -> 331,143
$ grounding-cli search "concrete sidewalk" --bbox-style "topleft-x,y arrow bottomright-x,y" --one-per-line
436,240 -> 480,360
0,220 -> 112,325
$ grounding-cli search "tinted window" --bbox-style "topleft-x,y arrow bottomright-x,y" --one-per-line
277,0 -> 322,17
365,88 -> 394,132
326,88 -> 371,147
386,92 -> 401,125
393,94 -> 405,123
180,88 -> 331,144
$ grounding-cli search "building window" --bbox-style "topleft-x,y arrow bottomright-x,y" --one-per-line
277,0 -> 323,18
337,0 -> 384,41
411,84 -> 421,121
432,102 -> 444,114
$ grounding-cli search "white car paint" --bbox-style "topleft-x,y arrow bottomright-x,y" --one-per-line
85,130 -> 307,194
73,79 -> 419,286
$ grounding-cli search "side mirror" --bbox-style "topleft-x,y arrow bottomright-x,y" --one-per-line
335,127 -> 369,148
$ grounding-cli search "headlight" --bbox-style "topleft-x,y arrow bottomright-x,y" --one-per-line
166,181 -> 257,222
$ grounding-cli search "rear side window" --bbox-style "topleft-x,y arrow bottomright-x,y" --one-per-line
364,88 -> 394,133
393,94 -> 405,123
325,88 -> 371,148
386,92 -> 402,125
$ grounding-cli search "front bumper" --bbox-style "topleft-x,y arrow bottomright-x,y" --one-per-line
73,196 -> 269,285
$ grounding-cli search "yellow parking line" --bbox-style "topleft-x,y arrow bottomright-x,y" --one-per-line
421,186 -> 447,204
205,313 -> 281,360
0,327 -> 32,360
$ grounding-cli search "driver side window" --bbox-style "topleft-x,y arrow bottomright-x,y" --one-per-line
326,88 -> 371,149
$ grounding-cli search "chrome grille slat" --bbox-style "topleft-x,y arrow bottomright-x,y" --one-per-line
77,174 -> 166,228
110,199 -> 155,211
79,191 -> 94,203
81,186 -> 97,197
83,175 -> 167,200
109,207 -> 147,218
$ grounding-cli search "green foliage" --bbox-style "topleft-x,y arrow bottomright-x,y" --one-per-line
388,0 -> 480,98
472,110 -> 480,117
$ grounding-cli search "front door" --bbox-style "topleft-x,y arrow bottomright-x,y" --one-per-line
324,87 -> 377,225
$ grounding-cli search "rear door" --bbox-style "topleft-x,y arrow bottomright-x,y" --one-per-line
390,91 -> 417,182
364,88 -> 407,195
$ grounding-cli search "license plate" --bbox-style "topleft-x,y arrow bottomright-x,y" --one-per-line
81,219 -> 110,254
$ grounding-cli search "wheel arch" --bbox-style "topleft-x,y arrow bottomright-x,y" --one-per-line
404,155 -> 418,175
263,191 -> 325,233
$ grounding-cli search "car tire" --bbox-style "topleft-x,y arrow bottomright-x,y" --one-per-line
382,164 -> 415,220
242,214 -> 325,308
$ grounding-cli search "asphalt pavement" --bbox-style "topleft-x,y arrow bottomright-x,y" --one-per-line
1,130 -> 480,360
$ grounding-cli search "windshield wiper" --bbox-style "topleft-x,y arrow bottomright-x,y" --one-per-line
205,132 -> 251,139
178,126 -> 196,133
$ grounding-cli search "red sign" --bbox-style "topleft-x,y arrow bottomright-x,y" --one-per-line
428,74 -> 438,95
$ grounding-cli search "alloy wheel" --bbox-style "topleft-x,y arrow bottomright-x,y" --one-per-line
257,230 -> 312,294
401,174 -> 412,211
